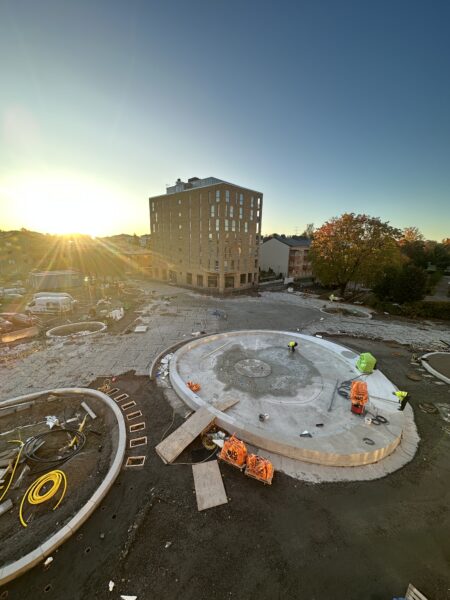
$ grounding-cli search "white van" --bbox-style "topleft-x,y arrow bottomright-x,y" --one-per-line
25,296 -> 73,315
33,292 -> 76,302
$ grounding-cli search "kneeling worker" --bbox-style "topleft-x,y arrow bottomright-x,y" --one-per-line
288,341 -> 298,353
395,390 -> 409,411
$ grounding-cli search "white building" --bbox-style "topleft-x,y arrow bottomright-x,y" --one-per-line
260,235 -> 313,279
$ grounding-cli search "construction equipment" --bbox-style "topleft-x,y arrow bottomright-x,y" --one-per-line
219,435 -> 247,470
356,352 -> 377,373
187,381 -> 201,393
350,381 -> 369,415
245,454 -> 274,485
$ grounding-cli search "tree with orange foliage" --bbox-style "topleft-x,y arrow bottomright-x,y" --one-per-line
310,213 -> 402,296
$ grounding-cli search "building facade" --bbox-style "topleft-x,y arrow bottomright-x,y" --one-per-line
260,235 -> 313,280
149,177 -> 263,293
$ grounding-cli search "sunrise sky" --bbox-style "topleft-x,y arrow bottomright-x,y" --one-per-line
1,0 -> 449,239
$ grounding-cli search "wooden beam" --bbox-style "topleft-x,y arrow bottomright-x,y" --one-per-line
155,398 -> 239,464
155,406 -> 214,464
192,460 -> 228,511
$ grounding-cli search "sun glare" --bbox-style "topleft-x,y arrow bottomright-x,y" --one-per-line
1,172 -> 134,236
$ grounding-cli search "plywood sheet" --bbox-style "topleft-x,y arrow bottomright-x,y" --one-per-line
192,460 -> 228,511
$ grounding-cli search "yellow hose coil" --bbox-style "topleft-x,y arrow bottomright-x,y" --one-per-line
19,470 -> 67,528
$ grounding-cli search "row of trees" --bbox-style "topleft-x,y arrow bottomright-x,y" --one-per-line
308,214 -> 449,302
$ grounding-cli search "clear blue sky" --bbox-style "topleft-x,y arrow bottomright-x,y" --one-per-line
1,0 -> 449,239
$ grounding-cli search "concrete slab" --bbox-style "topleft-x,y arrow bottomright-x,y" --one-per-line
169,331 -> 411,467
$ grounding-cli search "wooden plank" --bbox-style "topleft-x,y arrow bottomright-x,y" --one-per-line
192,460 -> 228,511
155,407 -> 215,464
213,397 -> 239,412
406,584 -> 429,600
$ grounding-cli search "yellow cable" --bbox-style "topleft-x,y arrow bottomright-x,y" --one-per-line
0,440 -> 24,502
19,470 -> 67,528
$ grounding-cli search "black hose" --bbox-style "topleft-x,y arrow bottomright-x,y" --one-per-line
24,428 -> 86,464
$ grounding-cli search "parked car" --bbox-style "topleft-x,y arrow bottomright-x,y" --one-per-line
0,317 -> 14,333
0,293 -> 24,301
0,312 -> 39,327
33,292 -> 77,306
25,296 -> 73,315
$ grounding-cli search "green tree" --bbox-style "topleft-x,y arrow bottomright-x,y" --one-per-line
374,263 -> 427,303
310,213 -> 402,296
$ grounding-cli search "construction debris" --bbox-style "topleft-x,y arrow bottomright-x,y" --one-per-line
187,381 -> 201,392
81,401 -> 97,420
0,499 -> 13,517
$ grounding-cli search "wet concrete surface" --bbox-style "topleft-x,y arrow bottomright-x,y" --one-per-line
3,337 -> 450,600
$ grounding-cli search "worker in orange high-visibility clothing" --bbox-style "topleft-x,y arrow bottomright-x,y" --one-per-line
395,390 -> 409,411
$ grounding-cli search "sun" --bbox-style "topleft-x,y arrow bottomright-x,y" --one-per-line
0,171 -> 134,236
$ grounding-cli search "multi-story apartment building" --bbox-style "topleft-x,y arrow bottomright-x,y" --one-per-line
149,177 -> 263,293
260,235 -> 313,280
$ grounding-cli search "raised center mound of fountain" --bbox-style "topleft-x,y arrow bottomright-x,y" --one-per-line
46,321 -> 107,338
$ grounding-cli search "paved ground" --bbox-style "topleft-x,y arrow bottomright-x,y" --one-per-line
1,283 -> 449,402
1,284 -> 450,600
425,275 -> 450,302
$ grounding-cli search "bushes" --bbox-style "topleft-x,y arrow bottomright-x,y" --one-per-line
374,264 -> 427,303
371,300 -> 450,320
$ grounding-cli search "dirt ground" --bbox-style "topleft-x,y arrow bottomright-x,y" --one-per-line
2,338 -> 450,600
0,393 -> 115,565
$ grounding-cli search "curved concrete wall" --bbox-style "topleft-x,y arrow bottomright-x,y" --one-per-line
0,387 -> 126,586
46,321 -> 107,338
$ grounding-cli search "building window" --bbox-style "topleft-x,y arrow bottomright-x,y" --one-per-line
239,193 -> 244,205
197,274 -> 203,287
257,197 -> 261,207
154,212 -> 158,222
178,199 -> 181,205
225,219 -> 229,232
232,220 -> 236,232
225,190 -> 230,202
240,273 -> 246,285
208,275 -> 218,287
229,205 -> 234,217
255,259 -> 258,268
178,224 -> 182,230
216,190 -> 220,202
250,196 -> 254,207
215,260 -> 219,271
239,207 -> 243,219
216,219 -> 220,231
151,202 -> 155,211
186,273 -> 193,285
225,275 -> 234,288
210,205 -> 215,217
250,210 -> 253,221
152,223 -> 155,232
248,273 -> 252,283
244,222 -> 248,233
